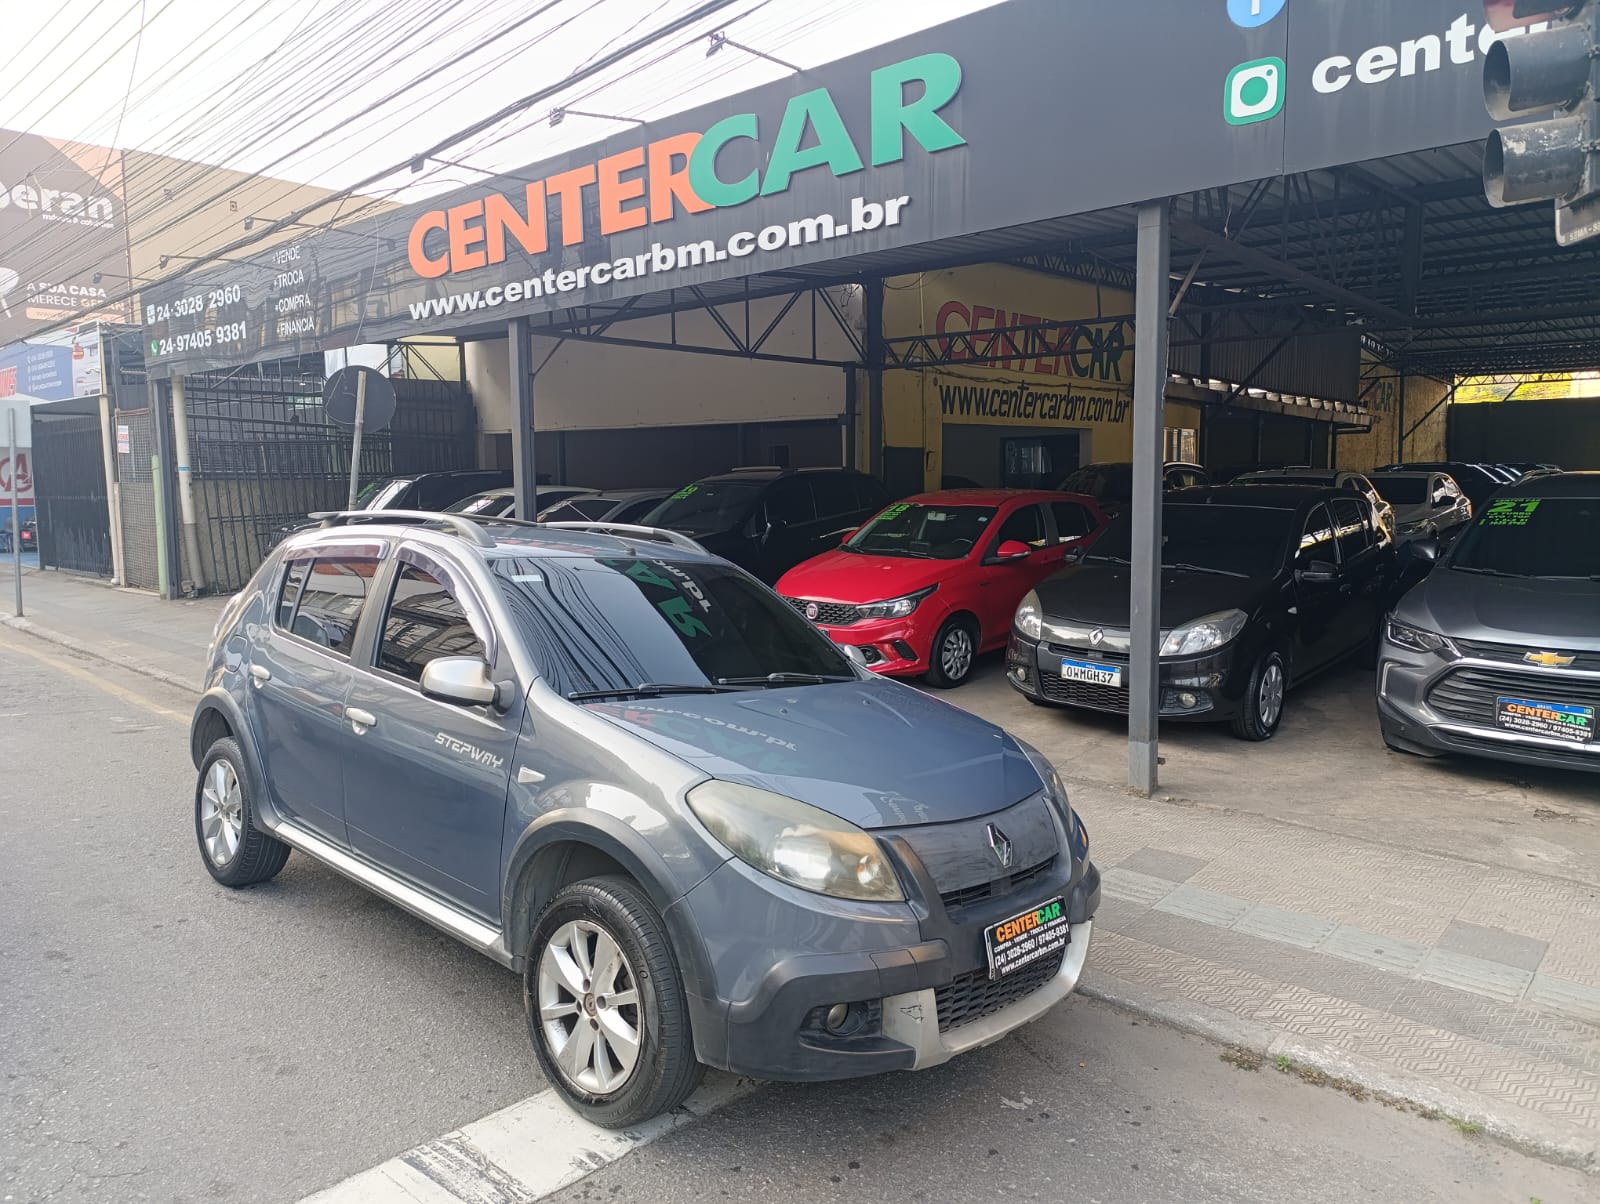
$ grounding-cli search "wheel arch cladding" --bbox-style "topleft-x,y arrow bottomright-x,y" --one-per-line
504,815 -> 718,999
191,704 -> 234,768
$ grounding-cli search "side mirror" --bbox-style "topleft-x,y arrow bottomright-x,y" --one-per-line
1408,538 -> 1439,565
994,540 -> 1032,562
1063,544 -> 1086,564
1296,559 -> 1338,584
421,656 -> 499,707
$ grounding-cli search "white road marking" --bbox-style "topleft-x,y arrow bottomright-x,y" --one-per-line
300,1074 -> 755,1203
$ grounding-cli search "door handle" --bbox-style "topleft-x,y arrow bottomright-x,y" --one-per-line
346,707 -> 377,734
248,665 -> 271,686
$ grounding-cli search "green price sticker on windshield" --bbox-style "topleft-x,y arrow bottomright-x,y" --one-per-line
878,503 -> 912,521
1485,498 -> 1540,526
669,484 -> 699,500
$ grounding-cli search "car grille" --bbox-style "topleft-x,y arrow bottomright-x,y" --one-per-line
1427,667 -> 1600,726
1454,638 -> 1600,673
784,597 -> 864,626
1047,642 -> 1130,665
1040,674 -> 1130,712
935,947 -> 1065,1032
938,856 -> 1058,913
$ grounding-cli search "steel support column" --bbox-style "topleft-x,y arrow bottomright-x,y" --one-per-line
842,367 -> 858,470
864,279 -> 885,478
1129,200 -> 1171,797
508,317 -> 536,518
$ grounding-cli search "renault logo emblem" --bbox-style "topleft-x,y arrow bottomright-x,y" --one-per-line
1524,651 -> 1575,667
1089,628 -> 1105,646
986,824 -> 1014,869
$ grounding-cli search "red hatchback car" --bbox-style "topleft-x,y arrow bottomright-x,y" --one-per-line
777,489 -> 1107,688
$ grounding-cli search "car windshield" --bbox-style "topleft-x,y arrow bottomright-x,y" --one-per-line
1372,476 -> 1430,505
1085,504 -> 1294,577
643,480 -> 766,533
445,492 -> 513,516
1059,464 -> 1130,503
1448,496 -> 1600,579
844,503 -> 997,559
492,555 -> 854,695
358,478 -> 410,510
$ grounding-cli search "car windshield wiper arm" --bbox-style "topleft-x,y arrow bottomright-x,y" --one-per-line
1449,565 -> 1523,578
1084,554 -> 1130,565
1166,562 -> 1247,578
716,672 -> 856,687
568,682 -> 745,701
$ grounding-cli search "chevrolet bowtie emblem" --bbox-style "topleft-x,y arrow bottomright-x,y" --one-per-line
1524,651 -> 1575,668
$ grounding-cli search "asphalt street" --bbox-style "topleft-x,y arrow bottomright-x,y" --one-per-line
2,626 -> 1592,1203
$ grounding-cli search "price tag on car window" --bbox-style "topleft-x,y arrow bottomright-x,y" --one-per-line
1484,498 -> 1540,526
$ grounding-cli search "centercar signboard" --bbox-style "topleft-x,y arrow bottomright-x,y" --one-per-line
141,0 -> 1511,378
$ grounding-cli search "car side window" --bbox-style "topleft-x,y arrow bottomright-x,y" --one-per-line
377,563 -> 487,683
1050,501 -> 1094,540
765,478 -> 816,526
1297,504 -> 1338,567
275,559 -> 310,629
289,554 -> 382,656
995,504 -> 1047,548
852,475 -> 887,513
809,473 -> 857,520
1330,497 -> 1372,562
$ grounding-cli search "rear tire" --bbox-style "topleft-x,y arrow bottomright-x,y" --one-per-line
195,738 -> 290,887
1230,651 -> 1286,742
525,876 -> 702,1128
926,616 -> 979,689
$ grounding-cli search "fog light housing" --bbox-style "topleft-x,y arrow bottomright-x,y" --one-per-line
825,1003 -> 849,1030
892,640 -> 916,661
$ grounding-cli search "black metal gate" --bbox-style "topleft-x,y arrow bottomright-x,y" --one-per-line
30,412 -> 112,576
184,364 -> 476,592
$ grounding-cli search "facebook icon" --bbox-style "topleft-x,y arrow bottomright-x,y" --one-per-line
1228,0 -> 1286,28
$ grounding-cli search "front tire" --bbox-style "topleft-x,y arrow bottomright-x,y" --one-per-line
1230,651 -> 1286,742
195,738 -> 290,887
525,877 -> 702,1128
926,615 -> 979,689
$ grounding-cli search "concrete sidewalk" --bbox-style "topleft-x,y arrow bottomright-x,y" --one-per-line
5,564 -> 1598,1169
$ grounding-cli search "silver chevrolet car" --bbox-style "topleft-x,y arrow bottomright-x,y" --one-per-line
190,511 -> 1098,1126
1377,472 -> 1599,774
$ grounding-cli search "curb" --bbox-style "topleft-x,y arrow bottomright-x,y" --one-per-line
1079,971 -> 1599,1175
2,615 -> 202,696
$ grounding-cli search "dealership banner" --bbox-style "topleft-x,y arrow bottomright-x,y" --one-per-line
0,131 -> 135,345
140,0 -> 1514,378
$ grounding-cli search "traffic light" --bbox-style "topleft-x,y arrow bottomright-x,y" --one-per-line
1483,1 -> 1600,245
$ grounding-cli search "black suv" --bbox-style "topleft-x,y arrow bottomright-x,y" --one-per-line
643,467 -> 889,583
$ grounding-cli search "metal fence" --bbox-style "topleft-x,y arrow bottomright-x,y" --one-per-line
183,365 -> 476,591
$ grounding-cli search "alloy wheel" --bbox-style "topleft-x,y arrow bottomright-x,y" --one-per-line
941,627 -> 974,681
198,760 -> 243,867
537,920 -> 642,1095
1259,659 -> 1285,728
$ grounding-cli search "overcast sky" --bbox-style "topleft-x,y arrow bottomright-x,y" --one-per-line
3,0 -> 1005,205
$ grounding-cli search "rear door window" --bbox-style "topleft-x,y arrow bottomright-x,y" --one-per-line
1330,497 -> 1372,562
1050,501 -> 1095,540
287,552 -> 383,656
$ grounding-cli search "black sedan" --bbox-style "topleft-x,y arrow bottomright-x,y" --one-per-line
1007,485 -> 1398,740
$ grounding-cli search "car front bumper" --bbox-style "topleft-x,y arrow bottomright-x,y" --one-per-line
1004,633 -> 1251,722
1377,646 -> 1600,774
673,837 -> 1100,1081
817,615 -> 935,677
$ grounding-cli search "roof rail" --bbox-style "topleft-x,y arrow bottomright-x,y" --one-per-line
725,464 -> 789,473
538,522 -> 707,554
307,510 -> 497,548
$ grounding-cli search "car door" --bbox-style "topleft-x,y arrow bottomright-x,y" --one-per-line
974,502 -> 1055,641
1329,496 -> 1386,655
341,547 -> 519,920
246,544 -> 385,845
754,476 -> 818,582
1289,503 -> 1344,677
807,473 -> 862,559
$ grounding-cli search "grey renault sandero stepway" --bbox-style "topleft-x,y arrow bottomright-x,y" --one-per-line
1378,472 -> 1600,774
189,511 -> 1099,1126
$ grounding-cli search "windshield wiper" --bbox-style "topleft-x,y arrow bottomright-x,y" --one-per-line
1166,562 -> 1247,578
1084,554 -> 1130,565
568,683 -> 745,701
1449,565 -> 1526,578
716,672 -> 855,687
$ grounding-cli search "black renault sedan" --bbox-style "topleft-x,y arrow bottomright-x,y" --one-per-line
1007,485 -> 1397,740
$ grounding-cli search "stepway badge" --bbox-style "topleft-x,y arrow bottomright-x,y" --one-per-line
1228,0 -> 1287,28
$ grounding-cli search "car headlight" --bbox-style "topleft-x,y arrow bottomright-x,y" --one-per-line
1159,609 -> 1247,656
686,781 -> 904,902
1385,617 -> 1457,656
1014,589 -> 1043,640
856,586 -> 935,620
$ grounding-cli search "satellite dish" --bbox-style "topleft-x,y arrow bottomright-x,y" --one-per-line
323,365 -> 397,432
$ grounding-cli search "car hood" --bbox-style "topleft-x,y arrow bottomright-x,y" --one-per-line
1032,563 -> 1271,628
1399,567 -> 1600,649
589,677 -> 1042,828
776,549 -> 951,601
